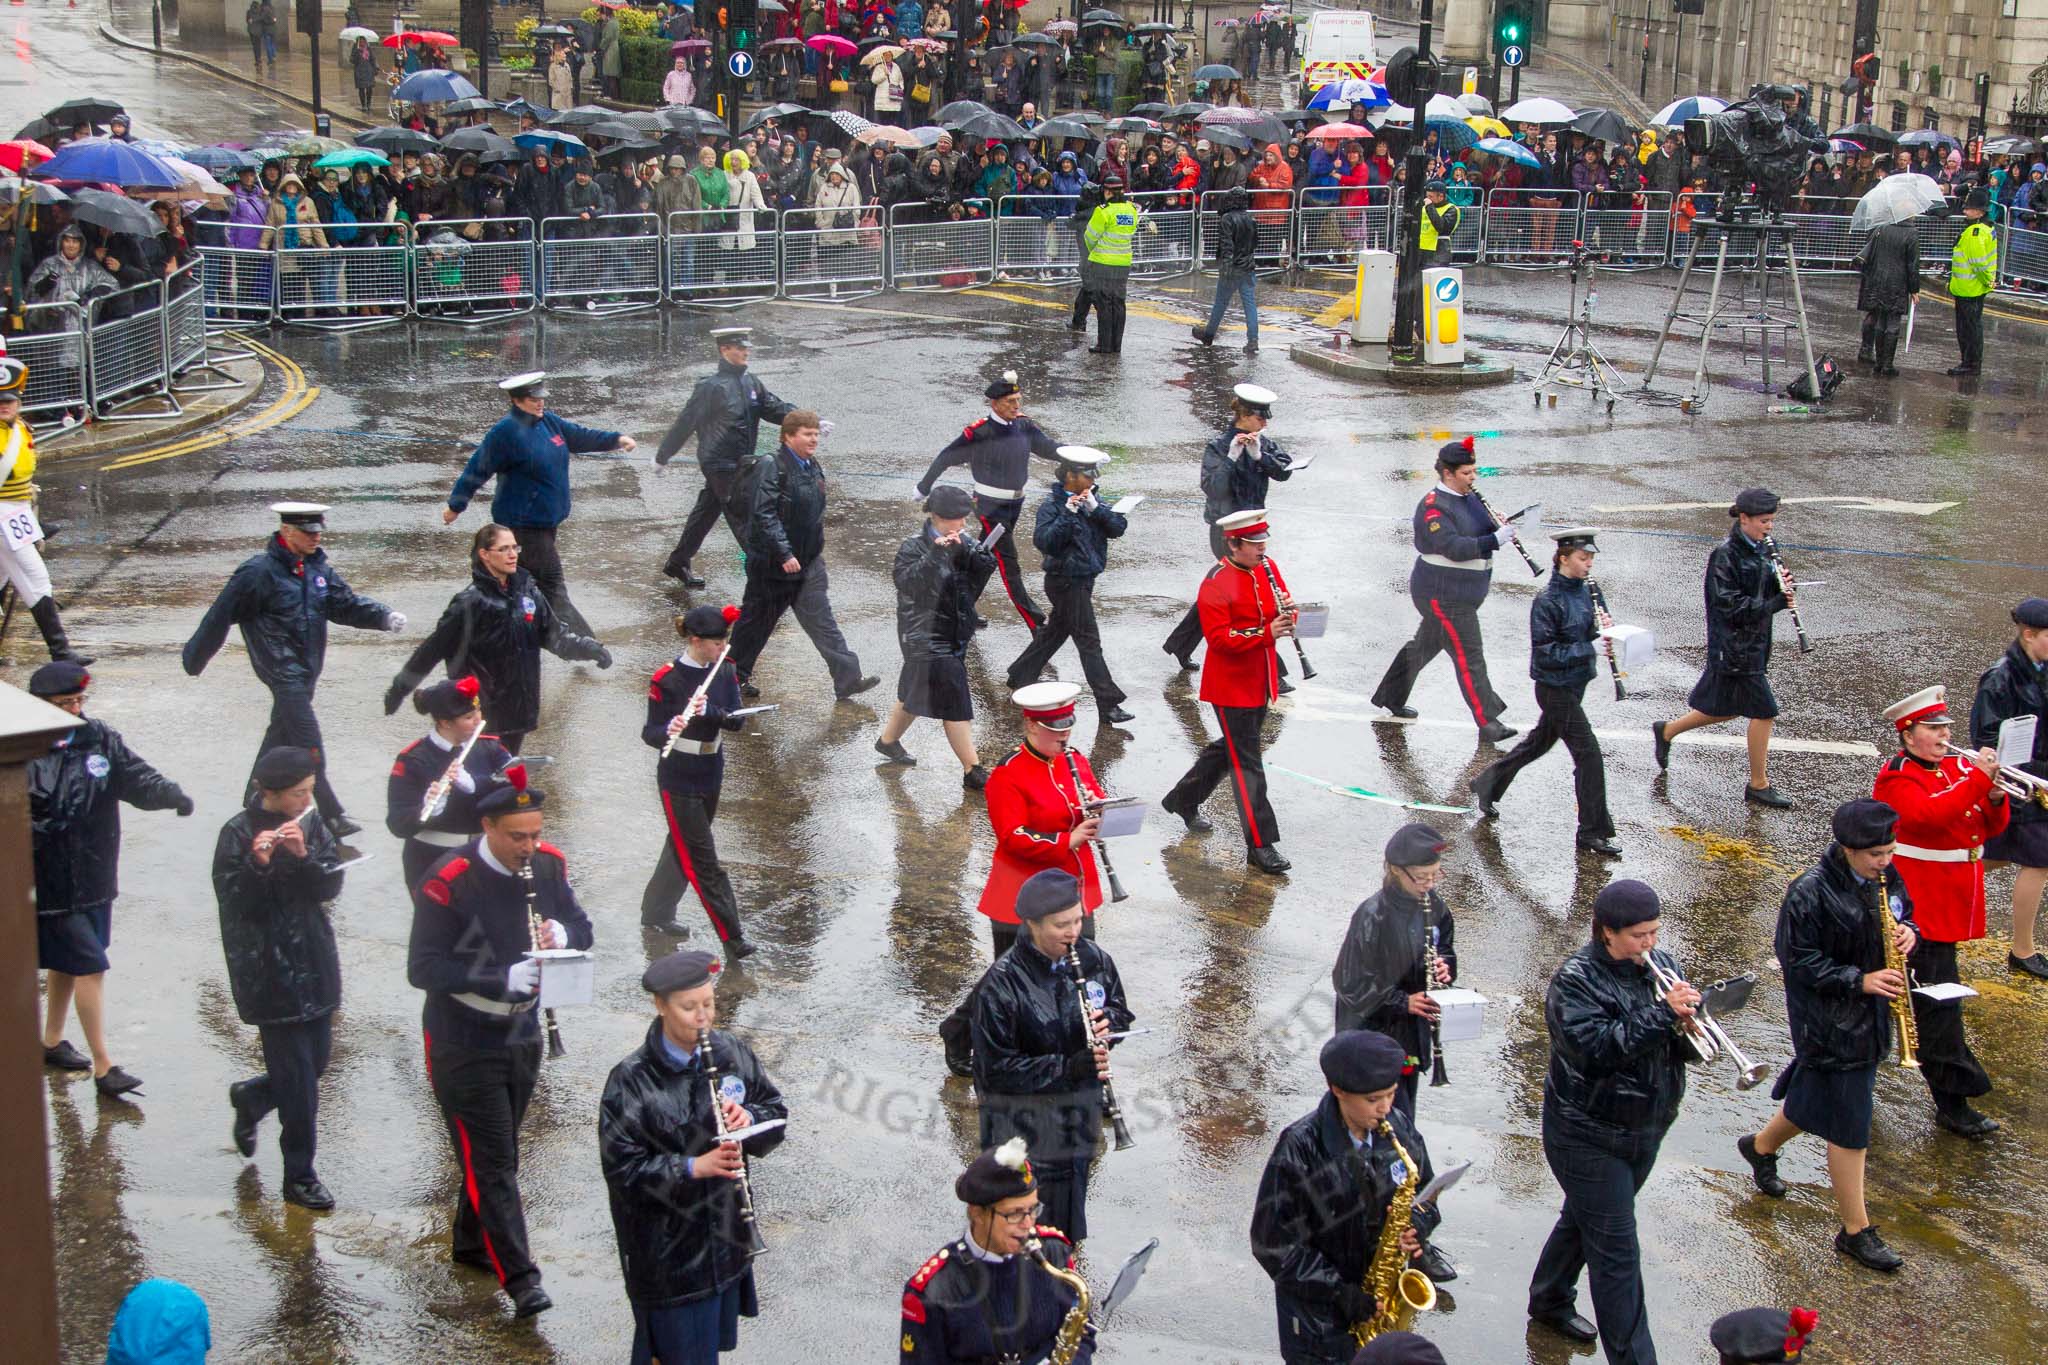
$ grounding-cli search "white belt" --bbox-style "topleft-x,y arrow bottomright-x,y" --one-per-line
1418,553 -> 1489,572
1895,842 -> 1983,864
452,992 -> 537,1017
412,830 -> 470,849
668,737 -> 722,756
973,481 -> 1024,501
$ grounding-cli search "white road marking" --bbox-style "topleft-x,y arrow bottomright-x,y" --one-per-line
1591,495 -> 1958,516
1289,694 -> 1881,758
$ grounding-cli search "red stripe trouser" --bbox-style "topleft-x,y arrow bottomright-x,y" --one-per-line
426,1030 -> 543,1294
1165,703 -> 1278,848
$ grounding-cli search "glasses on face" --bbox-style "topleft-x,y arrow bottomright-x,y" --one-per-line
1400,865 -> 1444,889
994,1202 -> 1043,1226
485,540 -> 520,556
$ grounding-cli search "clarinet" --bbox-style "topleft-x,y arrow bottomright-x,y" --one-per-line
1066,944 -> 1136,1151
1423,921 -> 1449,1088
1586,575 -> 1627,701
1065,748 -> 1128,904
1760,535 -> 1816,654
517,861 -> 567,1059
1261,558 -> 1316,680
1470,486 -> 1541,577
696,1027 -> 764,1250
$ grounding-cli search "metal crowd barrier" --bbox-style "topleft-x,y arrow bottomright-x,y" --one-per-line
1199,189 -> 1292,276
411,218 -> 537,323
1129,190 -> 1197,280
1480,188 -> 1581,267
540,212 -> 662,314
2003,223 -> 2048,290
162,261 -> 242,395
668,209 -> 778,308
281,223 -> 413,330
889,199 -> 997,292
994,196 -> 1083,285
193,228 -> 277,326
779,205 -> 885,300
10,302 -> 88,426
1295,187 -> 1396,269
85,277 -> 176,422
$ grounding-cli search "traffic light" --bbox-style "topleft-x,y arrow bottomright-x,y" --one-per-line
295,0 -> 321,37
1496,6 -> 1523,50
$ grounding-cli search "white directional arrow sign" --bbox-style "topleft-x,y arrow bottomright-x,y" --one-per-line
1590,495 -> 1957,516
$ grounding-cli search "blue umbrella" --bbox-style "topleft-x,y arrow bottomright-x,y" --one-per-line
1650,95 -> 1726,127
395,69 -> 483,105
499,97 -> 556,122
1475,136 -> 1540,169
27,137 -> 183,189
1306,78 -> 1387,111
513,129 -> 588,158
1424,116 -> 1478,153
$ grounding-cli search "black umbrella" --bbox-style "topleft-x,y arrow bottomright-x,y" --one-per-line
1065,110 -> 1107,126
1201,127 -> 1252,153
661,106 -> 730,138
440,127 -> 520,160
1274,109 -> 1323,125
562,17 -> 595,48
1165,102 -> 1213,121
583,120 -> 646,143
1133,22 -> 1177,36
1984,134 -> 2040,157
441,97 -> 499,116
548,105 -> 618,128
1081,9 -> 1125,27
935,99 -> 994,123
945,109 -> 1031,141
1034,118 -> 1103,142
356,126 -> 442,155
1570,108 -> 1636,145
596,140 -> 662,164
44,97 -> 125,127
531,24 -> 574,40
1831,122 -> 1897,146
498,97 -> 555,121
1128,102 -> 1170,117
66,188 -> 163,237
13,117 -> 58,143
1194,64 -> 1239,82
1013,33 -> 1060,48
611,111 -> 669,134
743,102 -> 812,133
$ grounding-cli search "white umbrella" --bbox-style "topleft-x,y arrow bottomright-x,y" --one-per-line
1500,96 -> 1576,124
1651,95 -> 1726,127
1376,93 -> 1467,126
1456,93 -> 1493,117
1851,172 -> 1950,231
339,25 -> 378,42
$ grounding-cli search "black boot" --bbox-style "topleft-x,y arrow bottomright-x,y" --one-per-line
1857,314 -> 1876,365
1876,334 -> 1900,377
29,598 -> 92,665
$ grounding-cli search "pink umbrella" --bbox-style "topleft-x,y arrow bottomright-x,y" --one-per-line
1304,123 -> 1374,141
671,38 -> 712,54
808,33 -> 857,59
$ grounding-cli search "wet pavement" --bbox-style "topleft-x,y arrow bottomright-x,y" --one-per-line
11,7 -> 2048,1365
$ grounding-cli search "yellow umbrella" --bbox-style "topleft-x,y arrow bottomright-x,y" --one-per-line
1466,116 -> 1510,138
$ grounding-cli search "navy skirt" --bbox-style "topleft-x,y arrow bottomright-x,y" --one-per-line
1985,817 -> 2048,869
898,652 -> 974,722
1687,668 -> 1780,720
632,1279 -> 748,1365
1774,1060 -> 1877,1150
37,906 -> 112,976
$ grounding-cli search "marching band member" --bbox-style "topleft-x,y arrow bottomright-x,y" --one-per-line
1470,527 -> 1621,856
1163,508 -> 1292,874
1331,824 -> 1458,1136
914,371 -> 1064,633
1006,447 -> 1134,725
1528,880 -> 1699,1362
1162,383 -> 1293,673
1709,1306 -> 1822,1365
601,949 -> 786,1365
408,775 -> 594,1317
215,747 -> 347,1209
1873,685 -> 2007,1139
1651,488 -> 1793,808
0,355 -> 91,663
898,1139 -> 1095,1364
1737,799 -> 1917,1274
386,522 -> 613,755
1250,1030 -> 1443,1365
970,869 -> 1133,1245
1970,596 -> 2048,978
875,485 -> 998,786
1370,437 -> 1517,742
641,605 -> 757,956
936,682 -> 1106,1076
384,676 -> 515,890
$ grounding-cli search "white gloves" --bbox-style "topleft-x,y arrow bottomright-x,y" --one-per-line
451,766 -> 475,794
386,612 -> 407,633
544,919 -> 568,950
506,958 -> 542,997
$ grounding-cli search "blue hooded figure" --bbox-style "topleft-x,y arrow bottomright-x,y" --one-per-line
106,1279 -> 211,1365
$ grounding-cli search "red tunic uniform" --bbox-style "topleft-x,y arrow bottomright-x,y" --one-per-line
1197,555 -> 1287,708
1874,753 -> 2010,943
976,742 -> 1104,924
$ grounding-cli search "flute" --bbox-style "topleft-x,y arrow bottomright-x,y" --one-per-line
661,642 -> 736,760
420,725 -> 484,822
517,861 -> 567,1059
1586,576 -> 1627,701
1261,558 -> 1316,681
1760,535 -> 1815,654
1471,486 -> 1542,577
1065,749 -> 1128,903
696,1026 -> 764,1249
1065,944 -> 1135,1151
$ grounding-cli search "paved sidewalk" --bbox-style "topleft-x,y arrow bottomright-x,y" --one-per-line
33,353 -> 266,464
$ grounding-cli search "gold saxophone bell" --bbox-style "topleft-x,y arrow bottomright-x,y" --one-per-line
1397,1267 -> 1437,1314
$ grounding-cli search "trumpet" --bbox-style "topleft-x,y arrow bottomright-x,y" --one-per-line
1644,955 -> 1770,1090
1943,743 -> 2048,809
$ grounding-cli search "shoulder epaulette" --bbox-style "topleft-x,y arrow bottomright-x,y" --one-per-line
963,417 -> 987,438
1423,490 -> 1438,505
1881,754 -> 1908,774
421,855 -> 471,906
650,662 -> 674,701
538,840 -> 567,865
907,1246 -> 951,1292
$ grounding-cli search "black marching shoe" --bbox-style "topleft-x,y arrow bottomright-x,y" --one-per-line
2008,951 -> 2048,979
1414,1242 -> 1458,1283
739,680 -> 762,699
724,937 -> 759,962
1101,705 -> 1135,725
641,918 -> 692,938
962,764 -> 990,791
874,738 -> 917,765
1468,770 -> 1500,818
512,1284 -> 555,1318
1247,846 -> 1292,875
1164,645 -> 1199,671
1277,678 -> 1296,695
1934,1104 -> 2000,1139
43,1040 -> 91,1071
1835,1225 -> 1903,1272
1532,1309 -> 1599,1344
94,1066 -> 143,1099
1651,720 -> 1672,770
327,814 -> 364,838
662,559 -> 707,588
1476,720 -> 1518,743
938,1015 -> 975,1078
1576,836 -> 1623,857
282,1176 -> 335,1211
1191,326 -> 1216,346
836,675 -> 881,700
1163,798 -> 1213,833
1737,1133 -> 1787,1198
1377,701 -> 1419,719
1744,784 -> 1793,809
230,1080 -> 261,1157
1945,364 -> 1979,377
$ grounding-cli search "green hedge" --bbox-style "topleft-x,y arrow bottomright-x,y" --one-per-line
621,35 -> 670,106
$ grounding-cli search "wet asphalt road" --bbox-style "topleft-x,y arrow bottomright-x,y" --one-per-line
11,8 -> 2048,1365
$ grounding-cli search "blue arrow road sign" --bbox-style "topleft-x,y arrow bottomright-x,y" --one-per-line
729,50 -> 755,78
1502,45 -> 1525,68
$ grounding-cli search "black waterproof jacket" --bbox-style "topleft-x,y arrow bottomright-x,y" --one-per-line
1250,1094 -> 1442,1356
1971,638 -> 2048,828
893,525 -> 996,659
971,935 -> 1133,1161
654,358 -> 795,474
1197,427 -> 1293,526
1776,846 -> 1916,1071
1213,194 -> 1258,273
30,719 -> 188,916
212,801 -> 346,1026
1530,571 -> 1598,688
1331,881 -> 1457,1073
1700,528 -> 1786,679
1542,941 -> 1693,1149
743,443 -> 832,577
183,534 -> 395,692
1031,483 -> 1127,580
387,566 -> 609,736
599,1020 -> 787,1309
1855,220 -> 1921,314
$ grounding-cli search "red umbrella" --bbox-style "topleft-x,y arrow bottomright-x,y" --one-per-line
0,138 -> 55,171
383,30 -> 457,47
1304,123 -> 1374,141
807,34 -> 857,58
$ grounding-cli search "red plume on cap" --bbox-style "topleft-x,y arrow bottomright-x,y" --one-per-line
1784,1307 -> 1819,1357
455,675 -> 481,700
721,604 -> 742,624
1460,436 -> 1475,453
506,763 -> 529,792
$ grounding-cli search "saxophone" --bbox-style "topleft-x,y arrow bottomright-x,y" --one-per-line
1350,1121 -> 1437,1348
1023,1233 -> 1092,1365
1874,880 -> 1919,1069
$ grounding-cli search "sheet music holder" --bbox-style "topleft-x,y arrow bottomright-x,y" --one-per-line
1699,972 -> 1759,1016
1999,715 -> 2039,770
1912,981 -> 1977,1003
1283,451 -> 1317,473
1098,1238 -> 1160,1320
717,1117 -> 789,1144
1111,494 -> 1145,515
1089,797 -> 1148,838
1415,1159 -> 1471,1208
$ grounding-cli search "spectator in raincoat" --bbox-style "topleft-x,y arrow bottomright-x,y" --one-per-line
598,9 -> 624,99
1247,143 -> 1293,225
105,1279 -> 211,1365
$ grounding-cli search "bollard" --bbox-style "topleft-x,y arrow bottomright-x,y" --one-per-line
1351,248 -> 1395,344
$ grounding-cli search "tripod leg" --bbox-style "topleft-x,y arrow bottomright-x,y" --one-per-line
1783,241 -> 1821,401
1688,237 -> 1731,408
1642,233 -> 1699,387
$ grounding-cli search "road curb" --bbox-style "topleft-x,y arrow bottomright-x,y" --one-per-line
96,23 -> 375,132
1288,339 -> 1519,387
39,355 -> 265,465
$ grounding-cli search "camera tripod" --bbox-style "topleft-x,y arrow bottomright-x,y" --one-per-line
1641,207 -> 1821,412
1534,239 -> 1622,412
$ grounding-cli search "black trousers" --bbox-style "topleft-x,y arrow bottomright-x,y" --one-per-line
666,468 -> 746,574
1094,291 -> 1127,353
1163,525 -> 1230,663
244,1015 -> 333,1184
255,687 -> 343,820
509,523 -> 590,638
976,500 -> 1046,631
641,787 -> 745,941
728,557 -> 865,694
1479,680 -> 1614,839
1372,593 -> 1505,726
1954,293 -> 1985,369
1007,574 -> 1124,704
1529,1108 -> 1664,1365
1165,703 -> 1278,849
1070,281 -> 1094,329
428,1032 -> 545,1294
1907,938 -> 1992,1106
